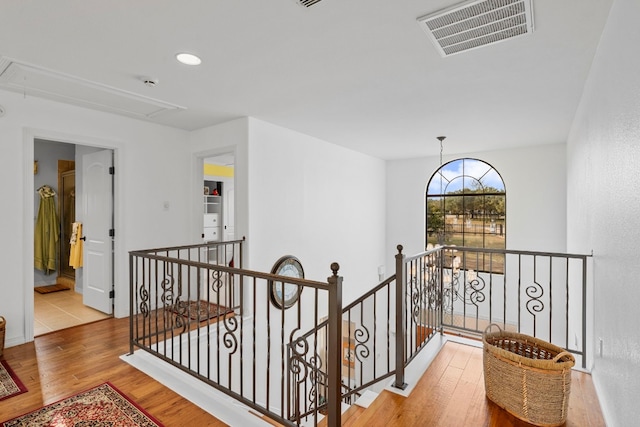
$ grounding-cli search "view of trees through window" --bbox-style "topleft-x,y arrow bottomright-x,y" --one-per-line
426,158 -> 506,273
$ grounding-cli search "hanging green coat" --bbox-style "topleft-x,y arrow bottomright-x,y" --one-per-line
34,185 -> 59,274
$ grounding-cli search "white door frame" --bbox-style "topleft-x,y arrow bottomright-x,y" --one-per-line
193,147 -> 236,244
22,128 -> 123,342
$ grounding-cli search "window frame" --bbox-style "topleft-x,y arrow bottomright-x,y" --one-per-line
425,158 -> 506,273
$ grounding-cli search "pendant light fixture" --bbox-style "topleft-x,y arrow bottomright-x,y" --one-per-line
437,136 -> 446,245
437,136 -> 446,166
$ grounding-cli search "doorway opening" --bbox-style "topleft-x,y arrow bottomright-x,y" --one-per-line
33,139 -> 113,336
203,153 -> 235,244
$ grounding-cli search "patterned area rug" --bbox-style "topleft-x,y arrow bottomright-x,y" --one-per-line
0,360 -> 27,402
34,283 -> 70,294
173,300 -> 233,321
1,382 -> 163,426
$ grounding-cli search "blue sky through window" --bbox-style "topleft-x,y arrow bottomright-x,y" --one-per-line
427,159 -> 504,195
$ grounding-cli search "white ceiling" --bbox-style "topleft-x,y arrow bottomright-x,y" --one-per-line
0,0 -> 613,159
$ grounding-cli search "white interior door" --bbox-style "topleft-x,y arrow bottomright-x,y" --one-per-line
82,149 -> 113,314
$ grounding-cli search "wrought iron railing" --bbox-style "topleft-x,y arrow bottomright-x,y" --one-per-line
290,244 -> 589,414
400,245 -> 589,369
129,239 -> 344,427
287,274 -> 398,421
441,246 -> 589,368
129,241 -> 589,427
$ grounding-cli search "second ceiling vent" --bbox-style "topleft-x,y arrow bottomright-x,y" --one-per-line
418,0 -> 534,57
295,0 -> 323,7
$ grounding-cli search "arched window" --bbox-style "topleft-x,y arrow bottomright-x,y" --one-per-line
426,158 -> 505,272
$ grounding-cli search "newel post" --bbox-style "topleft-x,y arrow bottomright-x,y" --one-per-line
394,245 -> 408,390
327,263 -> 343,427
129,252 -> 134,355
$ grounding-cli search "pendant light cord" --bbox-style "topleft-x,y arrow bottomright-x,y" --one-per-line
437,136 -> 446,166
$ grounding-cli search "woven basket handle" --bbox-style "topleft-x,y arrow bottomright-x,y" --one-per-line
483,323 -> 502,337
553,351 -> 573,363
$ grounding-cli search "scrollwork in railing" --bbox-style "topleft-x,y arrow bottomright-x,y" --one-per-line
286,331 -> 331,418
525,280 -> 545,318
439,257 -> 486,315
138,283 -> 149,318
289,335 -> 311,384
160,263 -> 176,308
172,299 -> 188,332
306,354 -> 325,413
287,335 -> 326,417
465,273 -> 486,307
354,325 -> 370,362
407,252 -> 444,319
408,257 -> 439,322
441,280 -> 455,313
425,268 -> 441,310
159,262 -> 185,330
209,269 -> 224,293
411,282 -> 422,324
222,314 -> 239,354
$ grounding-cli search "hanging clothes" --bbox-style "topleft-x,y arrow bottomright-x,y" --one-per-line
69,222 -> 83,269
34,185 -> 59,274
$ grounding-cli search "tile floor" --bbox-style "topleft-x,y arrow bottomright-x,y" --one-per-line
34,289 -> 111,336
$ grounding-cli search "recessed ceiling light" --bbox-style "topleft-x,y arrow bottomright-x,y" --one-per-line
176,53 -> 202,66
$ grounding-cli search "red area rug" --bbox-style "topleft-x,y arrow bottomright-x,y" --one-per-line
173,300 -> 233,321
0,360 -> 28,402
1,382 -> 163,426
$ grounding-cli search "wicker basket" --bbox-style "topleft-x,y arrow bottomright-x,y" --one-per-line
0,316 -> 5,358
482,324 -> 575,427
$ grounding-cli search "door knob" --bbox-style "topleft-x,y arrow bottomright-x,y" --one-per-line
80,236 -> 86,241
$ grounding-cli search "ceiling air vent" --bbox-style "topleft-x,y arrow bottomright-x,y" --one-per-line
417,0 -> 534,57
295,0 -> 323,7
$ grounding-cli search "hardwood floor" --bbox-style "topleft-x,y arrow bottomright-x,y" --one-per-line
0,317 -> 227,426
349,341 -> 606,427
1,318 -> 605,426
34,289 -> 111,336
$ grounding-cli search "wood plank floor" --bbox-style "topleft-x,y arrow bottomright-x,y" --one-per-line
1,318 -> 605,426
350,341 -> 606,427
0,317 -> 227,426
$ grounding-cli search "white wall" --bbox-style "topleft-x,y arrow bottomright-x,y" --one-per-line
247,118 -> 386,305
191,117 -> 386,304
567,0 -> 640,425
0,90 -> 191,346
386,143 -> 567,265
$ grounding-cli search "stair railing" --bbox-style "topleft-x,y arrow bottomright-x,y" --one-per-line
130,240 -> 588,427
287,245 -> 444,420
290,243 -> 589,420
129,240 -> 345,427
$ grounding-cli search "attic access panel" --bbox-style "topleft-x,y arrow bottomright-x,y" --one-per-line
418,0 -> 534,57
0,57 -> 185,119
